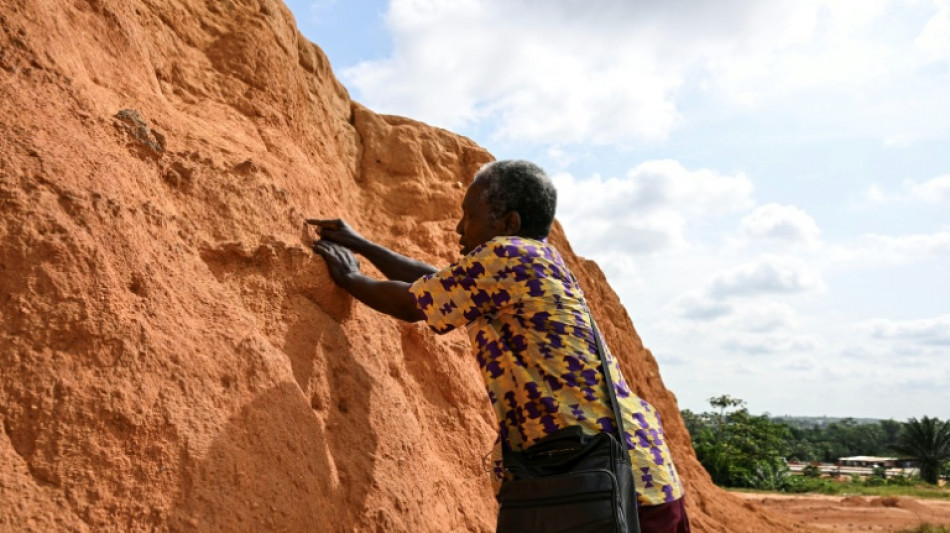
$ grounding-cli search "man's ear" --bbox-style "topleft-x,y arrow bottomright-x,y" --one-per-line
501,211 -> 521,235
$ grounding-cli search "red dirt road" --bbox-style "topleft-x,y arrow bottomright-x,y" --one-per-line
736,492 -> 950,532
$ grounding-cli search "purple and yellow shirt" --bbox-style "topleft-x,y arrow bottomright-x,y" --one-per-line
408,236 -> 684,505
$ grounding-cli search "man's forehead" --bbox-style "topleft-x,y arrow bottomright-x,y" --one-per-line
461,180 -> 488,209
466,178 -> 488,196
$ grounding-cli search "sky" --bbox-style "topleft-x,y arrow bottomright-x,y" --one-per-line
284,0 -> 950,420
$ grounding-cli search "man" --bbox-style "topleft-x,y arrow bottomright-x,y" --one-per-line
311,160 -> 690,532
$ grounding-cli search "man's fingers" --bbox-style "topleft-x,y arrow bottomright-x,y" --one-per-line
313,239 -> 359,283
312,241 -> 328,257
313,240 -> 337,253
313,240 -> 335,254
313,239 -> 348,258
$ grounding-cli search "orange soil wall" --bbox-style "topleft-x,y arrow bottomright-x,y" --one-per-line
0,1 -> 807,531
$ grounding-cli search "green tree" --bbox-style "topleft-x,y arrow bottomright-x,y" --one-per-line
785,418 -> 896,462
680,408 -> 706,439
690,395 -> 792,489
891,416 -> 950,484
879,419 -> 903,448
785,426 -> 820,462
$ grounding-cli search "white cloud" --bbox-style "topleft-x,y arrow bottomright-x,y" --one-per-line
915,0 -> 950,62
863,184 -> 888,205
669,292 -> 734,321
905,174 -> 950,203
669,295 -> 798,333
821,230 -> 950,271
553,160 -> 754,254
721,334 -> 818,354
779,355 -> 820,372
889,373 -> 950,396
860,232 -> 950,259
624,160 -> 755,215
851,177 -> 950,209
864,314 -> 950,346
708,256 -> 825,298
739,203 -> 822,244
576,250 -> 646,293
883,134 -> 915,148
728,302 -> 799,333
342,0 -> 949,147
345,1 -> 684,144
546,145 -> 584,168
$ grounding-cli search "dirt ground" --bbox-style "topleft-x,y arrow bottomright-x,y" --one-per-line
735,492 -> 950,532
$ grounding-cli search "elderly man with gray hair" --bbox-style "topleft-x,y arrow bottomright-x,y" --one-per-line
311,160 -> 690,532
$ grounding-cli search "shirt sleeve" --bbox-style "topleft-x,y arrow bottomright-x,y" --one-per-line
408,242 -> 513,334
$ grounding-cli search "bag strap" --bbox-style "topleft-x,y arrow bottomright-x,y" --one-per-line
586,308 -> 630,454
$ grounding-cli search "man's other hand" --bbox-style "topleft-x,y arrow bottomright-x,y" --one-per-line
306,218 -> 367,251
313,240 -> 360,286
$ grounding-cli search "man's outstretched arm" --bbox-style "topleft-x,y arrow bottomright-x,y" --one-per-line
313,240 -> 424,323
307,219 -> 438,282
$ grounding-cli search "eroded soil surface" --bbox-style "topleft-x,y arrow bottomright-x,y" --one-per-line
736,492 -> 950,532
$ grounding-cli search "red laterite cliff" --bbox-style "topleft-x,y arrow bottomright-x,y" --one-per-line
0,1 -> 806,530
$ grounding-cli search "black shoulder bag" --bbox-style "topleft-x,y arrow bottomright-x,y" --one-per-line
496,312 -> 641,533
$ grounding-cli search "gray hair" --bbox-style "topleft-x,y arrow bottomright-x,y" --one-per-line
474,160 -> 557,240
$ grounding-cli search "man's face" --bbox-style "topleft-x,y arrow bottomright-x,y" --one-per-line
456,179 -> 503,256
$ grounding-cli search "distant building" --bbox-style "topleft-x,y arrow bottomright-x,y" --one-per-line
837,456 -> 915,469
787,456 -> 918,477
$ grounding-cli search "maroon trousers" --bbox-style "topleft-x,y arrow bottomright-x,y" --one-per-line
638,498 -> 691,533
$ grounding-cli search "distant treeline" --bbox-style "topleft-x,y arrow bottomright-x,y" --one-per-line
681,395 -> 950,489
771,415 -> 904,462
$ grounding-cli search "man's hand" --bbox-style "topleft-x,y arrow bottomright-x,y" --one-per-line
306,219 -> 367,251
312,239 -> 424,323
307,217 -> 437,284
313,240 -> 360,286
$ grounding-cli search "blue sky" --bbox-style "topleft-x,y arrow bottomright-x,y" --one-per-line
285,0 -> 950,420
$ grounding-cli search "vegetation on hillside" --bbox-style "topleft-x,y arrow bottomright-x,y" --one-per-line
682,396 -> 950,493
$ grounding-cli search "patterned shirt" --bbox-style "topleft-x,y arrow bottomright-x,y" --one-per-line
408,236 -> 684,505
